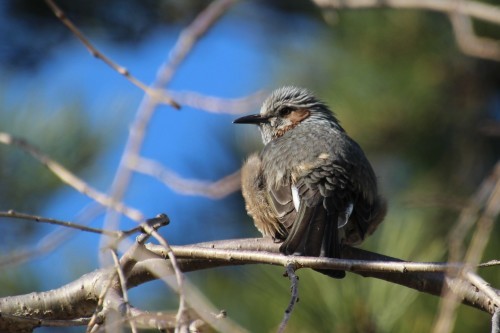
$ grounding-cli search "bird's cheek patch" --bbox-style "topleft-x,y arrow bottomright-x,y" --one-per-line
288,109 -> 311,124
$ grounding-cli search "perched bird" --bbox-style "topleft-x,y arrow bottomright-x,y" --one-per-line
235,86 -> 387,278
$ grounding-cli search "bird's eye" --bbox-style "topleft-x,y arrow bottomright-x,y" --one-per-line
279,107 -> 293,117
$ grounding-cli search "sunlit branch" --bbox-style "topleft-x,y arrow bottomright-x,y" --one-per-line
102,0 -> 235,240
312,0 -> 500,25
168,90 -> 267,115
129,156 -> 241,199
0,132 -> 144,222
450,11 -> 500,62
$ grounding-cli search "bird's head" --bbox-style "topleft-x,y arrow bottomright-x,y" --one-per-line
234,86 -> 341,144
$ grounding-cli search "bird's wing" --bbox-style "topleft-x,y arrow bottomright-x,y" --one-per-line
339,139 -> 387,243
277,177 -> 346,278
267,185 -> 296,229
279,159 -> 359,245
275,179 -> 320,255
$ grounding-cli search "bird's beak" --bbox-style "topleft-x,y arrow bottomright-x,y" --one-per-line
233,114 -> 269,125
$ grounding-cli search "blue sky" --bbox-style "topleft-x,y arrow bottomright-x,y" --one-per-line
1,2 -> 324,293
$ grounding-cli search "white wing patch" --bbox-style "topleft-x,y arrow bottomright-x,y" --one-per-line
291,184 -> 300,211
338,202 -> 354,228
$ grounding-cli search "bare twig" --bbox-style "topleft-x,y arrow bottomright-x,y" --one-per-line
168,90 -> 267,115
0,210 -> 170,269
93,309 -> 206,332
481,260 -> 500,268
43,0 -> 180,108
464,171 -> 500,266
448,163 -> 499,266
129,157 -> 241,199
278,263 -> 300,333
157,0 -> 236,86
0,132 -> 144,222
311,0 -> 500,25
86,215 -> 170,333
0,204 -> 104,269
140,224 -> 188,331
138,255 -> 249,333
118,214 -> 171,276
102,0 -> 235,238
433,163 -> 500,333
450,8 -> 500,62
0,210 -> 119,237
110,249 -> 137,333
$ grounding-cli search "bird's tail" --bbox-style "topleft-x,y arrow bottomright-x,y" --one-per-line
315,209 -> 345,279
279,199 -> 346,279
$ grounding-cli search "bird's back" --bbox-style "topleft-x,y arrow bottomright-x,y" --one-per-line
260,120 -> 386,247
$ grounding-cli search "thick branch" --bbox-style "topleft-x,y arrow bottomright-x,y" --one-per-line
1,238 -> 498,332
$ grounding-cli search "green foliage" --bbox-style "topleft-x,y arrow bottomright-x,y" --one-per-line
204,8 -> 499,333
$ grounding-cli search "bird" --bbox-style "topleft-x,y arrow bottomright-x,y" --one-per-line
234,86 -> 387,278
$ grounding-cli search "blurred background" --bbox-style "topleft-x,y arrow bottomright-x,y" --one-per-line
0,0 -> 499,332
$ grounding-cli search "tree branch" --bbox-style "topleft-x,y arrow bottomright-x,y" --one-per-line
1,238 -> 498,332
44,0 -> 180,108
0,132 -> 144,222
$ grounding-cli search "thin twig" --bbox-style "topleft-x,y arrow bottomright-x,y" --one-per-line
480,260 -> 500,268
433,163 -> 500,333
129,157 -> 241,199
101,0 -> 235,240
0,132 -> 144,222
141,224 -> 188,331
157,0 -> 236,86
137,256 -> 249,333
86,215 -> 170,333
0,204 -> 101,269
311,0 -> 500,25
0,210 -> 119,237
168,90 -> 267,115
86,271 -> 118,333
119,214 -> 171,277
277,263 -> 299,333
449,7 -> 500,62
464,173 -> 500,266
0,210 -> 169,269
110,249 -> 137,333
448,163 -> 498,267
43,0 -> 180,108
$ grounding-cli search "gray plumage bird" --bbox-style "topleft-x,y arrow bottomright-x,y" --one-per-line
235,86 -> 387,278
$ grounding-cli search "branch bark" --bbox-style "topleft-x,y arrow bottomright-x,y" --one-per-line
1,238 -> 498,332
